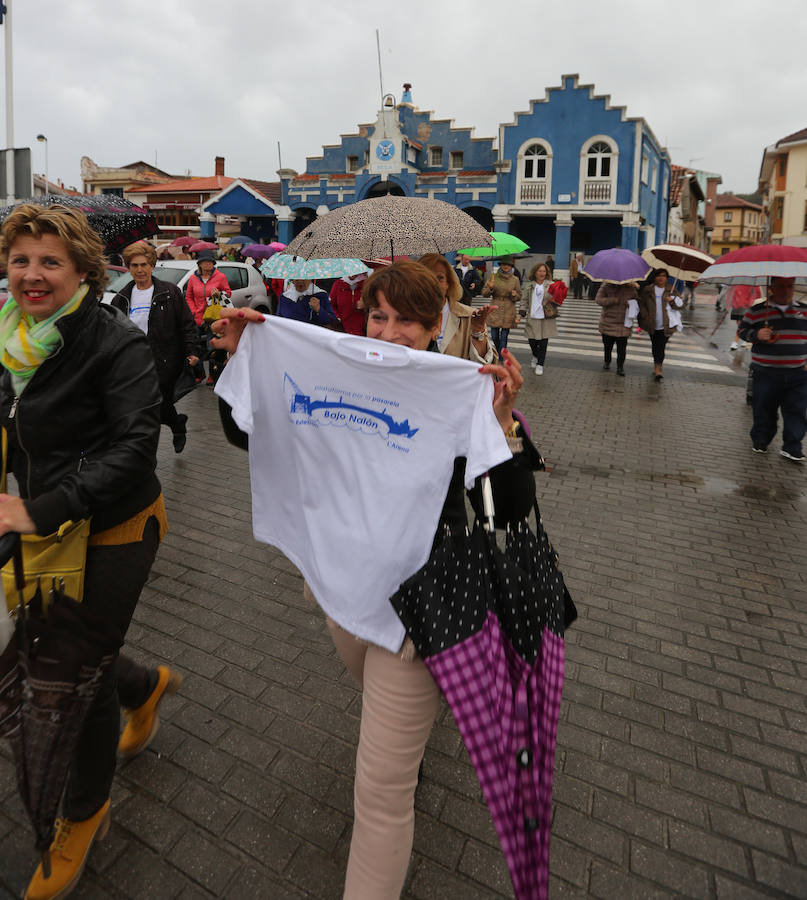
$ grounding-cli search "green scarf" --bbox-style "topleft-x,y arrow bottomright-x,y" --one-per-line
0,284 -> 89,394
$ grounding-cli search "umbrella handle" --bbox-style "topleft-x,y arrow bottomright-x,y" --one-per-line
481,474 -> 495,532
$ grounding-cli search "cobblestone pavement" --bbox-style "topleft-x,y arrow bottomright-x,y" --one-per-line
2,315 -> 806,899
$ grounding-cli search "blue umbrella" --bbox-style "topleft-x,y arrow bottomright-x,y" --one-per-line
581,248 -> 651,285
225,235 -> 257,244
260,254 -> 370,280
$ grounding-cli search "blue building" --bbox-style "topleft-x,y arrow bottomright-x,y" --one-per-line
279,75 -> 670,280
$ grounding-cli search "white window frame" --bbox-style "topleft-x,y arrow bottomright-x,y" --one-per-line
641,154 -> 649,185
429,146 -> 443,167
723,211 -> 732,222
449,150 -> 464,170
347,155 -> 359,173
579,135 -> 618,204
516,138 -> 552,204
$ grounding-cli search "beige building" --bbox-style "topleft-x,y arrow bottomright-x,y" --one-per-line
759,127 -> 807,247
710,194 -> 763,256
80,156 -> 176,196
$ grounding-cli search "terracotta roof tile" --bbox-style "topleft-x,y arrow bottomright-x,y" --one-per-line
776,126 -> 807,147
457,170 -> 495,177
715,193 -> 762,211
293,174 -> 320,181
128,175 -> 234,194
242,179 -> 282,204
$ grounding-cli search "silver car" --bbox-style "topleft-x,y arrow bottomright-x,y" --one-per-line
104,260 -> 271,311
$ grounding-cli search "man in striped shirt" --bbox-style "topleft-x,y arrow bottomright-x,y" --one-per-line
739,277 -> 807,462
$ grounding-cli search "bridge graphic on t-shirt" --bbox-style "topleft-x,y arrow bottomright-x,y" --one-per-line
284,373 -> 418,439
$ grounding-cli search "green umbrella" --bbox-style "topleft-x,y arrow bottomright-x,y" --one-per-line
458,233 -> 529,258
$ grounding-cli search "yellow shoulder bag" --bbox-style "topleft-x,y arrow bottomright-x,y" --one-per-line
1,429 -> 90,613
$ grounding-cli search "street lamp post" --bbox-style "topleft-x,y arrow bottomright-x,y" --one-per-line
36,133 -> 47,198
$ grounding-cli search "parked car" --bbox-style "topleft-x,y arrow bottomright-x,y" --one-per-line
0,276 -> 8,309
103,260 -> 272,311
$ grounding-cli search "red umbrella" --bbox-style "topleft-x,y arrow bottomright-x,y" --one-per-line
189,241 -> 217,252
170,235 -> 195,247
699,244 -> 807,286
726,284 -> 762,311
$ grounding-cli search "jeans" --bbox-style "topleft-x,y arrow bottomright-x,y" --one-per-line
324,611 -> 440,899
602,335 -> 628,369
650,330 -> 669,366
62,517 -> 161,820
528,338 -> 549,366
750,365 -> 807,455
490,327 -> 510,354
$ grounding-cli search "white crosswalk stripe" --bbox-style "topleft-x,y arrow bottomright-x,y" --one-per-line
477,295 -> 731,373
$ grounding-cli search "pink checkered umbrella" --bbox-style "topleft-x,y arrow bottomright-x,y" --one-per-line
390,483 -> 574,900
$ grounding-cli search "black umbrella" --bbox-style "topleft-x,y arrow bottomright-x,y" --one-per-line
390,481 -> 573,900
0,194 -> 160,253
0,534 -> 119,876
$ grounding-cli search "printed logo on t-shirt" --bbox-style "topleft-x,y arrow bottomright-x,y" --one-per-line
284,373 -> 418,450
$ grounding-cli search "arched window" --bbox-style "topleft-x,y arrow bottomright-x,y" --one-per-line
516,139 -> 552,203
587,141 -> 612,178
523,144 -> 547,180
580,136 -> 618,203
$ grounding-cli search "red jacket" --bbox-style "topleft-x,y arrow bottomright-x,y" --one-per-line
185,269 -> 231,325
548,280 -> 568,305
329,277 -> 367,336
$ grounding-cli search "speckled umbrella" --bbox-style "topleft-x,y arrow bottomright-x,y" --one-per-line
390,486 -> 572,900
283,196 -> 493,260
0,195 -> 159,253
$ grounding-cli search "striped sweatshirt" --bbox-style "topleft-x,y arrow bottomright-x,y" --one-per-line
738,301 -> 807,368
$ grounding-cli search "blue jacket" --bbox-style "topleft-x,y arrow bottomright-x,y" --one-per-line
276,288 -> 337,327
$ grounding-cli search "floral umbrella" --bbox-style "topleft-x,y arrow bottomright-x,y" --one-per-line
0,195 -> 159,253
283,196 -> 493,260
260,254 -> 370,280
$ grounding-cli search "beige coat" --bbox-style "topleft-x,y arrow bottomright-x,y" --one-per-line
482,271 -> 521,329
519,281 -> 559,340
441,297 -> 497,363
596,283 -> 636,338
638,284 -> 683,336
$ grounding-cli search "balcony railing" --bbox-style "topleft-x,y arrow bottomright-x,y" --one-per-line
520,182 -> 547,202
583,180 -> 612,202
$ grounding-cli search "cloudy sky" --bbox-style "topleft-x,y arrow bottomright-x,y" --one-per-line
6,0 -> 805,195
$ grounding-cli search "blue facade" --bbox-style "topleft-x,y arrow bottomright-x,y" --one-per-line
281,76 -> 670,276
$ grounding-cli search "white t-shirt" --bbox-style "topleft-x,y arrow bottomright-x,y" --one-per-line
216,317 -> 511,652
654,285 -> 665,330
129,285 -> 154,333
530,283 -> 546,319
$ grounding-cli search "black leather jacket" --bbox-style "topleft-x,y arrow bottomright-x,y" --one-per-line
111,276 -> 199,387
0,296 -> 162,535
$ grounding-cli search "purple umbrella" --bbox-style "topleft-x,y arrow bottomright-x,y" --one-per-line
241,243 -> 277,260
390,491 -> 573,900
581,247 -> 651,285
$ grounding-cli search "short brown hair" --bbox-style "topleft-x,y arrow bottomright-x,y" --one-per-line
418,253 -> 463,303
0,203 -> 108,297
362,260 -> 443,329
123,240 -> 157,267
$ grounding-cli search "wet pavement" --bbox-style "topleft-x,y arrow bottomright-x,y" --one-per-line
1,303 -> 806,899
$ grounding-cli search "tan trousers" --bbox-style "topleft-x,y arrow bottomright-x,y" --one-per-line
327,619 -> 440,900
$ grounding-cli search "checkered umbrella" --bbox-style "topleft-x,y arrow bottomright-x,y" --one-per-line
283,196 -> 493,260
0,195 -> 160,253
390,486 -> 573,900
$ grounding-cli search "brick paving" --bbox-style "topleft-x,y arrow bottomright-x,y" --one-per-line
1,318 -> 806,899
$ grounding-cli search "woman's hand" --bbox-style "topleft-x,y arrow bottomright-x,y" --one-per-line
479,347 -> 523,432
187,355 -> 200,367
470,304 -> 497,331
309,295 -> 321,314
0,495 -> 36,535
210,307 -> 265,354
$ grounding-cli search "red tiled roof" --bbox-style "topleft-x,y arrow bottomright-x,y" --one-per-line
776,127 -> 807,147
292,174 -> 320,182
242,179 -> 282,204
458,170 -> 495,177
417,171 -> 447,178
715,193 -> 762,211
404,138 -> 423,150
328,173 -> 357,180
128,175 -> 234,194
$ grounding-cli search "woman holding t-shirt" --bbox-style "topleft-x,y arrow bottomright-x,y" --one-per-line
211,260 -> 542,899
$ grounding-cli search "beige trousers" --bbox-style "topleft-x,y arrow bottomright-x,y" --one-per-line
326,618 -> 440,900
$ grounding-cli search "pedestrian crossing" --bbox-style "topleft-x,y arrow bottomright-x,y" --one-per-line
483,296 -> 730,373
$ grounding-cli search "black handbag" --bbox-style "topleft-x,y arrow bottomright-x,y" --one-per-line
173,363 -> 197,402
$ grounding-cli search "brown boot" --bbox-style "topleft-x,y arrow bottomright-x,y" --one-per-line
118,665 -> 182,758
25,800 -> 110,900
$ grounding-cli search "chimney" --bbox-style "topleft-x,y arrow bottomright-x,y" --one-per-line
215,156 -> 225,177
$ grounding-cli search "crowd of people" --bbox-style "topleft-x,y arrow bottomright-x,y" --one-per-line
0,204 -> 804,900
